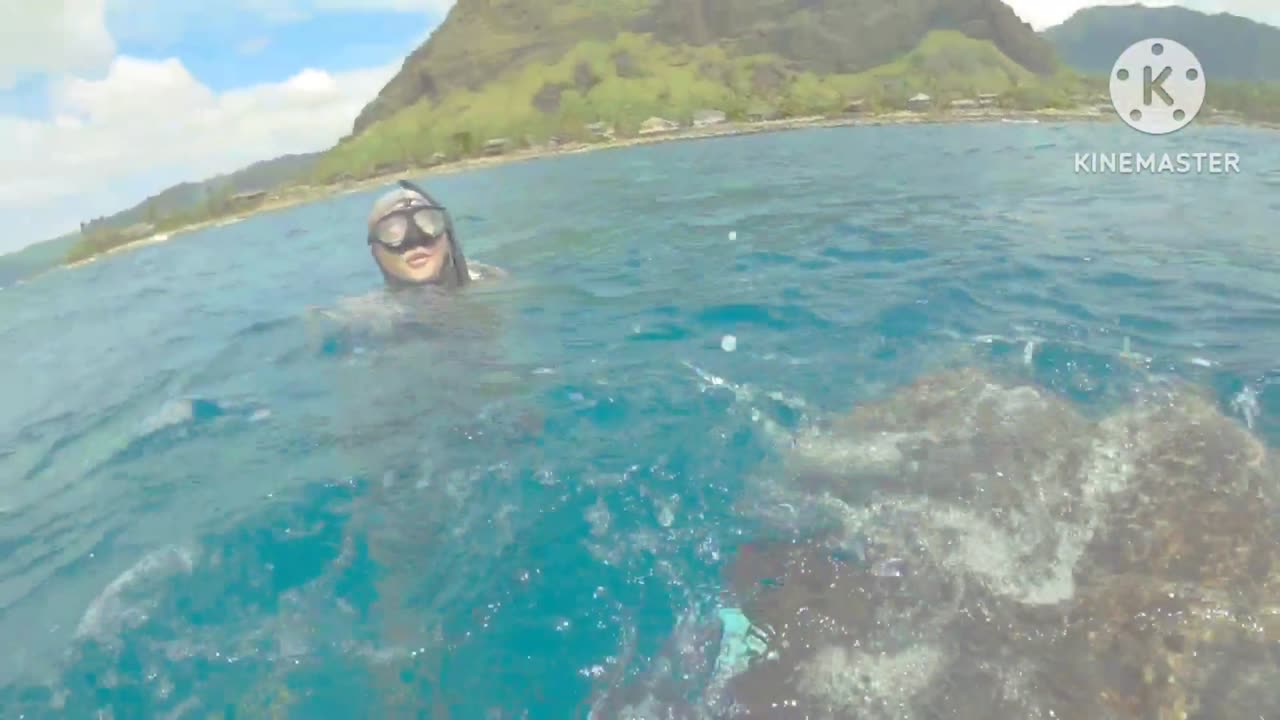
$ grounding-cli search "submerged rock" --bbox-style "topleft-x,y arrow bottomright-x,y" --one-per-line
598,369 -> 1280,719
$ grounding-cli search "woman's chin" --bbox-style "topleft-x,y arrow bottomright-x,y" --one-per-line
400,265 -> 442,283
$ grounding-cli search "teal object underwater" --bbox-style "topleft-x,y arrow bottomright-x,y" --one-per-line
713,608 -> 769,681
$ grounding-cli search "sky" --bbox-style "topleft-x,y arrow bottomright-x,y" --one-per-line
1,0 -> 1278,253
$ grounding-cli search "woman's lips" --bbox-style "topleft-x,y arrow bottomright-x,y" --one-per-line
405,249 -> 433,269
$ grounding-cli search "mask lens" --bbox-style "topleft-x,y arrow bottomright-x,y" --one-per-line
374,215 -> 410,247
412,208 -> 447,238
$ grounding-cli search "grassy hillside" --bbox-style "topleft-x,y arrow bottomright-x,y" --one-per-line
316,30 -> 1085,181
1045,5 -> 1280,83
79,153 -> 322,237
353,0 -> 1057,134
63,152 -> 323,264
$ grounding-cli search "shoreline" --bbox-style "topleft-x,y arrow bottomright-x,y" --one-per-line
53,108 -> 1276,270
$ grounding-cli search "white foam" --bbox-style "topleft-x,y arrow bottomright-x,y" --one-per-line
790,429 -> 913,475
585,498 -> 611,537
797,643 -> 943,715
796,378 -> 1143,607
76,545 -> 198,642
140,400 -> 196,435
1233,386 -> 1261,429
655,496 -> 678,528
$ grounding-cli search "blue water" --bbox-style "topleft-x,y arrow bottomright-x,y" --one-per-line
1,122 -> 1278,718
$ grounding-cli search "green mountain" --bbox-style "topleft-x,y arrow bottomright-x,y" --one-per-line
352,0 -> 1056,136
318,0 -> 1073,179
1044,5 -> 1280,83
80,152 -> 322,236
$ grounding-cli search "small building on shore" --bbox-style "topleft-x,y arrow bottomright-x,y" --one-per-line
842,98 -> 867,115
483,138 -> 510,156
692,109 -> 727,127
977,93 -> 1000,108
371,161 -> 407,177
949,98 -> 980,110
747,104 -> 781,122
638,117 -> 679,136
117,222 -> 156,241
585,122 -> 615,141
227,191 -> 267,214
907,93 -> 933,112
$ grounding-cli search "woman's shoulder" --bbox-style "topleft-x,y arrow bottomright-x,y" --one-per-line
468,262 -> 508,282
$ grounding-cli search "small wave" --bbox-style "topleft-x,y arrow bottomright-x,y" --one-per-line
138,397 -> 267,438
76,545 -> 198,643
1233,385 -> 1261,429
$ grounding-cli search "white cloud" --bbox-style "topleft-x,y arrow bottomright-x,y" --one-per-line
1004,0 -> 1280,29
0,0 -> 115,90
0,56 -> 399,249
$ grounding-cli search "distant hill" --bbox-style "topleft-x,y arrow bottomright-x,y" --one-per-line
351,0 -> 1057,137
81,152 -> 322,235
315,0 -> 1079,179
0,233 -> 79,288
1044,5 -> 1280,83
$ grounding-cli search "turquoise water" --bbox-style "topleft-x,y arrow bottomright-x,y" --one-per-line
1,123 -> 1278,718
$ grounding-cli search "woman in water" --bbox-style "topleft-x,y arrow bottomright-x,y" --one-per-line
367,179 -> 504,287
307,179 -> 505,335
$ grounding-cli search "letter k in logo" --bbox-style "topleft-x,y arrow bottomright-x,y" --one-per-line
1145,65 -> 1174,105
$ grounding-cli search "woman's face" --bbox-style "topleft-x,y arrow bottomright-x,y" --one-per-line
373,233 -> 452,284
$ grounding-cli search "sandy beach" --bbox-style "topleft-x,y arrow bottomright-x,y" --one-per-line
56,106 -> 1271,270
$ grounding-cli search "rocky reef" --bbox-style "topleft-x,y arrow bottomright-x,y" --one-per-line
595,368 -> 1280,719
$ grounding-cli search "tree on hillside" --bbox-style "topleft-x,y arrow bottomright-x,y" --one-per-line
451,131 -> 476,156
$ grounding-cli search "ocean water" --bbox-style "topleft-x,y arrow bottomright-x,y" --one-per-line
1,122 -> 1278,719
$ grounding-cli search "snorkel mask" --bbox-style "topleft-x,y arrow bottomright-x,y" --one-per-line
368,179 -> 471,288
